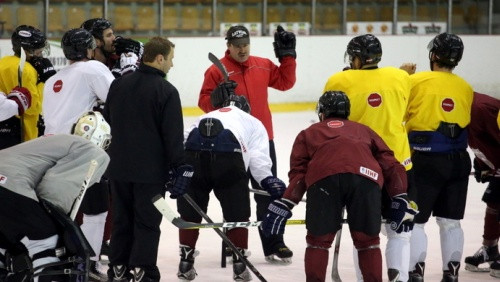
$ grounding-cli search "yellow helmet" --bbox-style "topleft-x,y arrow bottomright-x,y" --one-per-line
71,111 -> 111,150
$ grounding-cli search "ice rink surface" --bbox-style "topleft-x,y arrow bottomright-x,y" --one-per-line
155,111 -> 498,281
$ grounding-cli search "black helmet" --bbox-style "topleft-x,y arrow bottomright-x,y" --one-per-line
11,25 -> 48,56
62,28 -> 96,61
428,32 -> 463,68
316,91 -> 350,120
81,18 -> 112,41
345,34 -> 382,68
223,95 -> 251,113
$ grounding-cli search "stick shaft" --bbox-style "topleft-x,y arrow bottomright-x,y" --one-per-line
69,160 -> 98,220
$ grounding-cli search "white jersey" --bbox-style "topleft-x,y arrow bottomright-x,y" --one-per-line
185,105 -> 272,183
0,134 -> 109,213
0,92 -> 18,122
42,60 -> 114,134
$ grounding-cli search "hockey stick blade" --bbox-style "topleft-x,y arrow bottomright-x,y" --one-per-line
69,160 -> 99,220
208,52 -> 229,82
152,195 -> 305,229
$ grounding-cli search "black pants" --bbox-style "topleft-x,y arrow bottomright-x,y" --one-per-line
108,180 -> 165,281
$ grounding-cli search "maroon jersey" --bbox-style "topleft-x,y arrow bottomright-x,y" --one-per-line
284,118 -> 407,204
468,92 -> 500,175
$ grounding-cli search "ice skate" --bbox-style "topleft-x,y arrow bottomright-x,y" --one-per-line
440,261 -> 460,282
388,268 -> 402,282
88,260 -> 108,281
264,245 -> 293,264
132,267 -> 157,282
177,245 -> 198,281
464,245 -> 499,272
408,262 -> 425,282
490,260 -> 500,278
107,264 -> 132,282
232,249 -> 252,281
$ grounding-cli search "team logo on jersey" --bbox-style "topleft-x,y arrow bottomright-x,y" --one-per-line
53,80 -> 63,93
367,93 -> 382,107
360,166 -> 379,180
219,108 -> 231,112
327,120 -> 344,128
0,174 -> 7,184
441,98 -> 455,112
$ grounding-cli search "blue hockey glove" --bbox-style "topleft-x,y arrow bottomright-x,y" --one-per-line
165,164 -> 194,199
390,194 -> 418,233
260,198 -> 295,237
260,176 -> 286,200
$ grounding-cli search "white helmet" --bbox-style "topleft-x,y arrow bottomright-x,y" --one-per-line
71,111 -> 111,150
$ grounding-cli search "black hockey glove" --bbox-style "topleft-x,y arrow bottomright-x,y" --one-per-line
29,57 -> 56,84
273,25 -> 296,61
260,176 -> 287,200
165,164 -> 194,199
210,80 -> 237,108
389,194 -> 418,233
260,198 -> 295,237
473,158 -> 493,183
114,36 -> 144,58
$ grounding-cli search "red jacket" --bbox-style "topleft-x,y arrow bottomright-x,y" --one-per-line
284,118 -> 407,204
198,50 -> 296,140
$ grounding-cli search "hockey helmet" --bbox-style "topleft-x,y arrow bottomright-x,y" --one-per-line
316,91 -> 350,120
345,34 -> 382,68
71,111 -> 111,150
427,32 -> 463,68
61,28 -> 96,61
80,18 -> 112,41
222,95 -> 251,113
11,25 -> 49,57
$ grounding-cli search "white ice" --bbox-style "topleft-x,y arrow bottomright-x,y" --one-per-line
154,111 -> 497,282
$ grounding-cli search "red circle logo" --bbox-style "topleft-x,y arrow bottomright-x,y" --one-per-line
219,108 -> 231,112
53,80 -> 63,93
327,120 -> 344,128
367,93 -> 382,107
441,98 -> 454,112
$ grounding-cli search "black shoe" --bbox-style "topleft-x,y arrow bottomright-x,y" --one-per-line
264,245 -> 293,264
408,262 -> 425,282
388,268 -> 402,282
464,245 -> 499,272
441,261 -> 460,282
232,248 -> 252,281
132,268 -> 158,282
107,264 -> 132,282
177,245 -> 198,281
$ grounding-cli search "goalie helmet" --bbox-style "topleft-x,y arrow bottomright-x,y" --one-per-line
61,28 -> 96,61
427,32 -> 463,68
71,111 -> 111,150
316,91 -> 350,120
11,25 -> 48,57
222,95 -> 251,113
345,34 -> 382,68
81,18 -> 112,41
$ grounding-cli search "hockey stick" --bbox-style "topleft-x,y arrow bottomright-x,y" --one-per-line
69,160 -> 99,220
152,195 -> 305,229
208,52 -> 229,82
249,188 -> 307,203
331,207 -> 345,282
18,47 -> 26,141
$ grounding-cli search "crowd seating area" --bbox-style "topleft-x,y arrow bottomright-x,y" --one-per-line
0,0 -> 493,38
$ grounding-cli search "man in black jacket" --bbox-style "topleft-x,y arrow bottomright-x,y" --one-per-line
103,37 -> 192,282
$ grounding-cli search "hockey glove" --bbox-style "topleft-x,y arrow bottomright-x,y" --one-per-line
260,198 -> 295,236
29,57 -> 56,83
260,176 -> 287,200
389,194 -> 418,233
114,36 -> 144,58
165,164 -> 194,199
7,86 -> 31,115
273,25 -> 296,61
473,159 -> 493,183
210,80 -> 237,108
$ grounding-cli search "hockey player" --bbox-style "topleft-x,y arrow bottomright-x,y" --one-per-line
103,36 -> 190,282
261,91 -> 417,282
323,34 -> 414,282
405,33 -> 473,282
42,28 -> 115,281
0,111 -> 111,282
0,25 -> 55,149
463,92 -> 500,278
198,24 -> 296,263
81,18 -> 143,77
0,87 -> 31,123
177,95 -> 287,281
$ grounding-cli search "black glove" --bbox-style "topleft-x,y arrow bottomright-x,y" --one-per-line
389,194 -> 418,233
210,80 -> 237,108
165,164 -> 194,199
260,198 -> 295,237
29,57 -> 56,83
260,176 -> 287,200
114,36 -> 144,58
273,25 -> 296,61
473,159 -> 493,183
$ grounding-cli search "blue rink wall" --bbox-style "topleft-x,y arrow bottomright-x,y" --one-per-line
2,35 -> 499,115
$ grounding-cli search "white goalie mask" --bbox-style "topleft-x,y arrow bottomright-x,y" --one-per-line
71,111 -> 111,150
